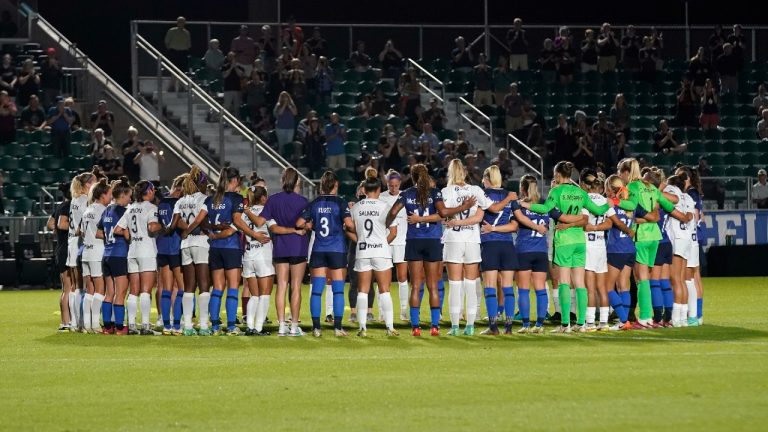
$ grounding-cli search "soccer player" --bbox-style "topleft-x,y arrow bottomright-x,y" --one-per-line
386,164 -> 475,336
664,174 -> 696,327
350,170 -> 399,337
116,181 -> 162,335
48,182 -> 72,332
242,186 -> 274,336
380,170 -> 410,321
676,166 -> 705,325
97,178 -> 132,334
297,170 -> 355,337
66,171 -> 97,331
519,161 -> 609,333
79,179 -> 111,333
157,175 -> 185,335
646,168 -> 675,327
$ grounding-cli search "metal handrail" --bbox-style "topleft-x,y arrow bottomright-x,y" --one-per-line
420,82 -> 443,104
457,97 -> 493,155
407,58 -> 443,87
507,133 -> 544,196
407,58 -> 445,103
460,113 -> 490,137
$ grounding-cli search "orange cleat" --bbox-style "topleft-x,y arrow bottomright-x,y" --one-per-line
430,326 -> 440,336
411,327 -> 421,337
114,327 -> 128,335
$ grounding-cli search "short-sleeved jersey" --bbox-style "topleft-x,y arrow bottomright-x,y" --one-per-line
118,201 -> 159,259
619,180 -> 676,242
664,185 -> 695,240
242,205 -> 274,261
156,196 -> 181,255
351,198 -> 395,259
260,191 -> 310,258
81,202 -> 106,261
396,187 -> 444,240
687,188 -> 704,244
481,188 -> 514,243
52,200 -> 70,247
301,195 -> 351,254
658,208 -> 671,243
380,190 -> 406,246
606,206 -> 636,254
205,192 -> 245,250
68,195 -> 88,246
441,184 -> 491,244
513,200 -> 550,253
530,184 -> 608,247
583,193 -> 615,247
173,192 -> 209,249
99,204 -> 128,258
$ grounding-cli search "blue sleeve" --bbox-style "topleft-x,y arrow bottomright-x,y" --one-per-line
300,201 -> 313,222
96,207 -> 106,230
548,208 -> 563,220
688,189 -> 703,211
204,196 -> 212,212
510,200 -> 521,212
432,188 -> 443,203
229,192 -> 244,213
634,205 -> 648,218
396,191 -> 406,207
340,198 -> 351,219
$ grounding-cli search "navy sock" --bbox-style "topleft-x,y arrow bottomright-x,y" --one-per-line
620,291 -> 632,322
502,287 -> 514,321
332,280 -> 345,330
430,307 -> 440,328
535,289 -> 548,326
438,279 -> 445,310
608,291 -> 625,323
114,305 -> 125,329
173,294 -> 182,329
661,279 -> 673,321
310,277 -> 325,329
225,288 -> 239,329
161,290 -> 172,328
650,279 -> 662,322
418,283 -> 425,304
410,306 -> 420,328
484,288 -> 498,327
101,301 -> 113,327
209,289 -> 223,330
517,288 -> 530,326
697,298 -> 703,319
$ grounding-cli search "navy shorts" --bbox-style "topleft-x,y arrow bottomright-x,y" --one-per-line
55,245 -> 68,273
517,252 -> 549,273
157,253 -> 182,269
273,256 -> 307,265
309,251 -> 347,269
480,241 -> 518,272
608,253 -> 636,270
404,239 -> 443,262
654,242 -> 673,266
103,256 -> 128,277
209,248 -> 243,271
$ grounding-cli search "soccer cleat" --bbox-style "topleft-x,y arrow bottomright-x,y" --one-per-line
366,313 -> 374,323
698,317 -> 704,326
92,326 -> 102,333
225,327 -> 244,336
102,327 -> 116,335
411,327 -> 422,337
255,330 -> 271,336
447,326 -> 460,336
127,325 -> 139,335
480,327 -> 500,336
529,325 -> 544,334
517,326 -> 530,334
162,328 -> 174,336
349,313 -> 357,323
140,324 -> 159,335
57,325 -> 70,333
385,328 -> 400,337
571,324 -> 583,332
400,311 -> 409,321
551,325 -> 572,334
115,327 -> 128,335
324,314 -> 333,323
356,329 -> 367,337
687,317 -> 700,327
312,328 -> 322,337
182,328 -> 197,336
288,327 -> 305,337
631,321 -> 648,330
244,329 -> 255,336
172,328 -> 183,336
463,325 -> 475,336
198,328 -> 212,336
549,312 -> 562,323
513,312 -> 522,322
583,324 -> 598,333
430,326 -> 440,336
211,328 -> 223,336
597,323 -> 610,331
156,318 -> 164,328
264,317 -> 272,324
335,329 -> 349,337
609,321 -> 632,331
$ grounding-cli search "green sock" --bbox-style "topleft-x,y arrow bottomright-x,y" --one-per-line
575,287 -> 588,325
558,284 -> 571,326
637,279 -> 652,321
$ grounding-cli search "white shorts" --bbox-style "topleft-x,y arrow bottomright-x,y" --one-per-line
687,239 -> 700,268
82,261 -> 103,278
390,244 -> 406,264
66,242 -> 80,268
443,242 -> 482,264
671,237 -> 693,261
181,246 -> 209,266
242,259 -> 276,278
128,257 -> 158,273
354,257 -> 393,272
585,246 -> 608,274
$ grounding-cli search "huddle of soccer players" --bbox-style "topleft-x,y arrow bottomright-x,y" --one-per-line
52,156 -> 705,337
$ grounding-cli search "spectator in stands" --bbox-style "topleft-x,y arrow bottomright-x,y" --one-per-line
0,170 -> 5,214
245,70 -> 266,126
121,126 -> 143,183
314,56 -> 333,106
436,140 -> 455,164
231,25 -> 257,76
620,25 -> 641,72
295,110 -> 316,142
538,39 -> 557,83
757,109 -> 768,140
464,153 -> 482,185
12,59 -> 39,107
450,36 -> 474,73
551,114 -> 575,166
597,23 -> 619,73
221,52 -> 245,117
0,90 -> 16,145
88,128 -> 111,156
610,93 -> 630,137
95,144 -> 122,180
89,100 -> 115,137
649,27 -> 664,69
381,131 -> 408,172
0,10 -> 17,38
700,79 -> 720,130
698,155 -> 725,209
285,59 -> 307,114
556,36 -> 576,84
727,24 -> 747,63
303,116 -> 325,177
688,47 -> 712,97
614,131 -> 629,161
0,54 -> 15,94
472,53 -> 493,108
753,84 -> 768,115
491,148 -> 514,179
379,40 -> 403,80
506,18 -> 528,71
371,89 -> 391,117
418,123 -> 440,154
581,29 -> 598,73
503,83 -> 524,134
357,94 -> 372,118
492,55 -> 511,106
752,169 -> 768,209
424,98 -> 447,131
349,40 -> 371,73
45,96 -> 73,158
708,25 -> 726,61
638,36 -> 659,83
253,106 -> 273,138
324,112 -> 346,169
305,27 -> 327,57
64,97 -> 81,130
164,17 -> 191,91
592,111 -> 617,172
203,39 -> 225,73
715,43 -> 741,95
573,110 -> 593,168
654,119 -> 686,154
39,48 -> 63,108
399,124 -> 418,153
20,94 -> 46,131
526,123 -> 547,163
401,69 -> 421,125
274,91 -> 298,156
475,149 -> 491,174
675,77 -> 697,128
134,140 -> 164,182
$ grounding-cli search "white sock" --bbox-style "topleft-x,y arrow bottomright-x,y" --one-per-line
686,280 -> 697,319
82,293 -> 93,330
448,280 -> 462,326
475,278 -> 482,317
681,304 -> 689,323
672,303 -> 681,322
552,286 -> 561,313
599,307 -> 609,324
324,284 -> 333,316
198,292 -> 210,329
182,292 -> 194,329
139,293 -> 151,326
92,293 -> 104,329
357,293 -> 368,330
465,279 -> 478,326
256,295 -> 270,332
377,285 -> 384,320
290,321 -> 298,332
126,294 -> 138,326
68,292 -> 77,328
398,282 -> 409,311
586,306 -> 596,325
73,289 -> 83,327
246,296 -> 258,329
380,292 -> 394,330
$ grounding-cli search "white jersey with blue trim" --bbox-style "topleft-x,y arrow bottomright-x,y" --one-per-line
81,202 -> 106,261
583,193 -> 614,247
380,190 -> 406,246
351,198 -> 395,260
241,205 -> 274,261
118,200 -> 159,258
440,184 -> 491,244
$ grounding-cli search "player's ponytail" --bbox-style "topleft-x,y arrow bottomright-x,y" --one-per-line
111,177 -> 132,201
411,164 -> 431,208
319,170 -> 338,195
364,167 -> 381,193
281,167 -> 299,193
605,174 -> 625,198
188,165 -> 208,193
579,167 -> 599,192
70,172 -> 95,199
248,185 -> 268,205
214,166 -> 240,206
618,157 -> 642,183
520,174 -> 539,203
666,174 -> 686,191
447,159 -> 467,186
553,161 -> 575,184
88,178 -> 110,205
133,180 -> 154,202
483,165 -> 502,188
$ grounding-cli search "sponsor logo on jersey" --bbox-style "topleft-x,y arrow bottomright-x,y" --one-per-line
317,207 -> 333,214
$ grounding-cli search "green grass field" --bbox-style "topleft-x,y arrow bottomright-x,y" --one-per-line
1,277 -> 768,431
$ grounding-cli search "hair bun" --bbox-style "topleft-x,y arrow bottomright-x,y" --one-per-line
365,167 -> 378,180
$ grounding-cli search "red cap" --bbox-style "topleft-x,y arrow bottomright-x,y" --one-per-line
46,47 -> 56,56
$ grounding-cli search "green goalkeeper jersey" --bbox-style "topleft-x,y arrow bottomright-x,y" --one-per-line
530,184 -> 609,246
618,180 -> 676,242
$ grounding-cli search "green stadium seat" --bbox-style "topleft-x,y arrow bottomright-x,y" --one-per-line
759,153 -> 768,165
634,129 -> 651,141
52,169 -> 70,183
336,80 -> 359,93
721,140 -> 740,153
25,184 -> 41,199
741,153 -> 760,165
361,69 -> 377,82
438,129 -> 457,141
366,116 -> 386,130
80,157 -> 94,170
328,105 -> 352,117
15,130 -> 29,144
723,153 -> 740,165
13,197 -> 33,215
722,129 -> 740,140
347,116 -> 366,130
35,169 -> 54,185
335,93 -> 358,106
740,129 -> 757,140
709,165 -> 725,176
3,184 -> 25,199
363,129 -> 380,141
357,80 -> 374,95
346,128 -> 363,142
9,170 -> 33,184
687,141 -> 705,153
686,129 -> 703,141
41,156 -> 63,170
726,178 -> 746,191
19,156 -> 40,170
741,141 -> 758,153
634,117 -> 654,129
633,142 -> 652,153
704,129 -> 721,141
704,141 -> 722,153
63,156 -> 80,171
71,129 -> 90,143
25,143 -> 44,157
375,80 -> 395,94
5,142 -> 25,157
737,105 -> 754,116
0,155 -> 18,171
344,142 -> 361,154
706,154 -> 724,166
720,117 -> 739,128
724,166 -> 744,176
342,69 -> 361,82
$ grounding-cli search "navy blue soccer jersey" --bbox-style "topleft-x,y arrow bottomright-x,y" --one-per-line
156,196 -> 181,255
607,206 -> 636,254
481,188 -> 513,242
688,188 -> 704,243
205,192 -> 245,250
302,194 -> 351,253
512,201 -> 549,254
657,208 -> 671,244
396,187 -> 444,240
99,204 -> 128,258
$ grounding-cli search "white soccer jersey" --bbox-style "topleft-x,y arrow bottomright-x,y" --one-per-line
583,193 -> 614,247
81,202 -> 106,261
664,185 -> 695,240
440,184 -> 491,244
118,200 -> 159,258
242,205 -> 274,261
380,190 -> 406,246
173,192 -> 210,249
68,195 -> 88,246
351,198 -> 395,259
